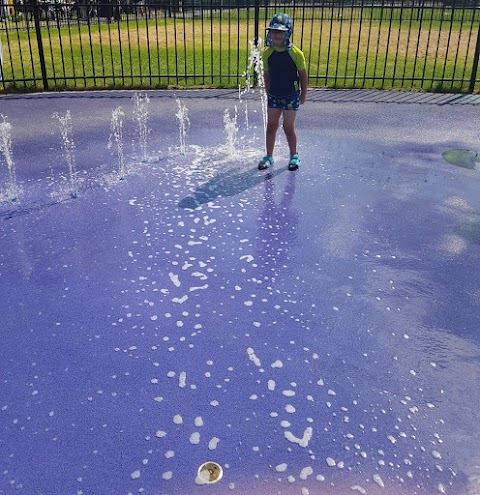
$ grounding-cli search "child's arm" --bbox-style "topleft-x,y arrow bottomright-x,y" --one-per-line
299,68 -> 308,104
263,71 -> 270,96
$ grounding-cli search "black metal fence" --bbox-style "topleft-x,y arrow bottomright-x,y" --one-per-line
1,0 -> 479,93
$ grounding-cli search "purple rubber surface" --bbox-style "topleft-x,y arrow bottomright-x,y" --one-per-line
1,89 -> 479,495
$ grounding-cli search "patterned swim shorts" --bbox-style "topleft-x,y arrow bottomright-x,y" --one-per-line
268,92 -> 300,111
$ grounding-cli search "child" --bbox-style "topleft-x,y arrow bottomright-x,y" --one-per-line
258,13 -> 308,171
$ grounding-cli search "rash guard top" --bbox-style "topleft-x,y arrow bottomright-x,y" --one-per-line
261,45 -> 306,98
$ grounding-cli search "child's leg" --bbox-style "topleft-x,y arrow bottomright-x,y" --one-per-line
266,107 -> 282,156
282,110 -> 298,155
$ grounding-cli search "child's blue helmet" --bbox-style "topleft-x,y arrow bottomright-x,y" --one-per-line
265,13 -> 293,48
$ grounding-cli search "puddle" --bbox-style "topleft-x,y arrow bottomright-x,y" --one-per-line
442,149 -> 479,170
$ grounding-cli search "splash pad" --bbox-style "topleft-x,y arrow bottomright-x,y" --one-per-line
1,89 -> 480,495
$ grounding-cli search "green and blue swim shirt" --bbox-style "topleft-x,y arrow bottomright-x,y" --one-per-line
261,45 -> 306,98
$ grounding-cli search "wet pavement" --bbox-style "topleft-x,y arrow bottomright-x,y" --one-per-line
0,89 -> 479,495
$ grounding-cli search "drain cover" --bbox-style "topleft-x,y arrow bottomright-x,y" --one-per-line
197,461 -> 223,484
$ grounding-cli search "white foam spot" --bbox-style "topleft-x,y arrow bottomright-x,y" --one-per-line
326,457 -> 336,467
373,474 -> 385,488
271,360 -> 283,368
162,471 -> 173,480
351,486 -> 367,494
268,380 -> 276,391
190,432 -> 200,444
240,254 -> 254,263
179,372 -> 187,388
172,295 -> 188,304
247,348 -> 261,367
195,416 -> 204,427
169,273 -> 181,287
173,415 -> 183,425
284,427 -> 313,448
189,284 -> 208,292
208,437 -> 220,450
130,470 -> 141,480
276,463 -> 288,472
195,471 -> 210,485
300,466 -> 313,480
192,271 -> 208,280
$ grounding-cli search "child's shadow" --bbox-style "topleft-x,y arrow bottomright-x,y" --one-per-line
178,166 -> 287,209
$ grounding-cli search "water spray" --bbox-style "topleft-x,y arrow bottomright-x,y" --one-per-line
133,92 -> 150,163
108,106 -> 126,180
53,110 -> 79,199
0,114 -> 18,202
223,106 -> 239,156
175,97 -> 190,155
241,38 -> 268,138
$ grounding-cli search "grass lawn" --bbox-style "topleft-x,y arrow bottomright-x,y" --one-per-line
1,8 -> 479,92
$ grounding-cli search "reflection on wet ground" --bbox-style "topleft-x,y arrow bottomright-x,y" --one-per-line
0,90 -> 479,495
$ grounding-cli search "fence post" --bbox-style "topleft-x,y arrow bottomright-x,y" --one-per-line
253,0 -> 260,87
468,20 -> 480,94
254,0 -> 260,46
32,0 -> 49,90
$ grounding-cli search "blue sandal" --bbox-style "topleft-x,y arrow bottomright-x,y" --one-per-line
288,153 -> 300,171
258,155 -> 274,170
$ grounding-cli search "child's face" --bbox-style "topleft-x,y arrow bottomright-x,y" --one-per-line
269,29 -> 287,47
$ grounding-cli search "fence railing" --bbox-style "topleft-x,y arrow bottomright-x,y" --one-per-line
1,0 -> 479,93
